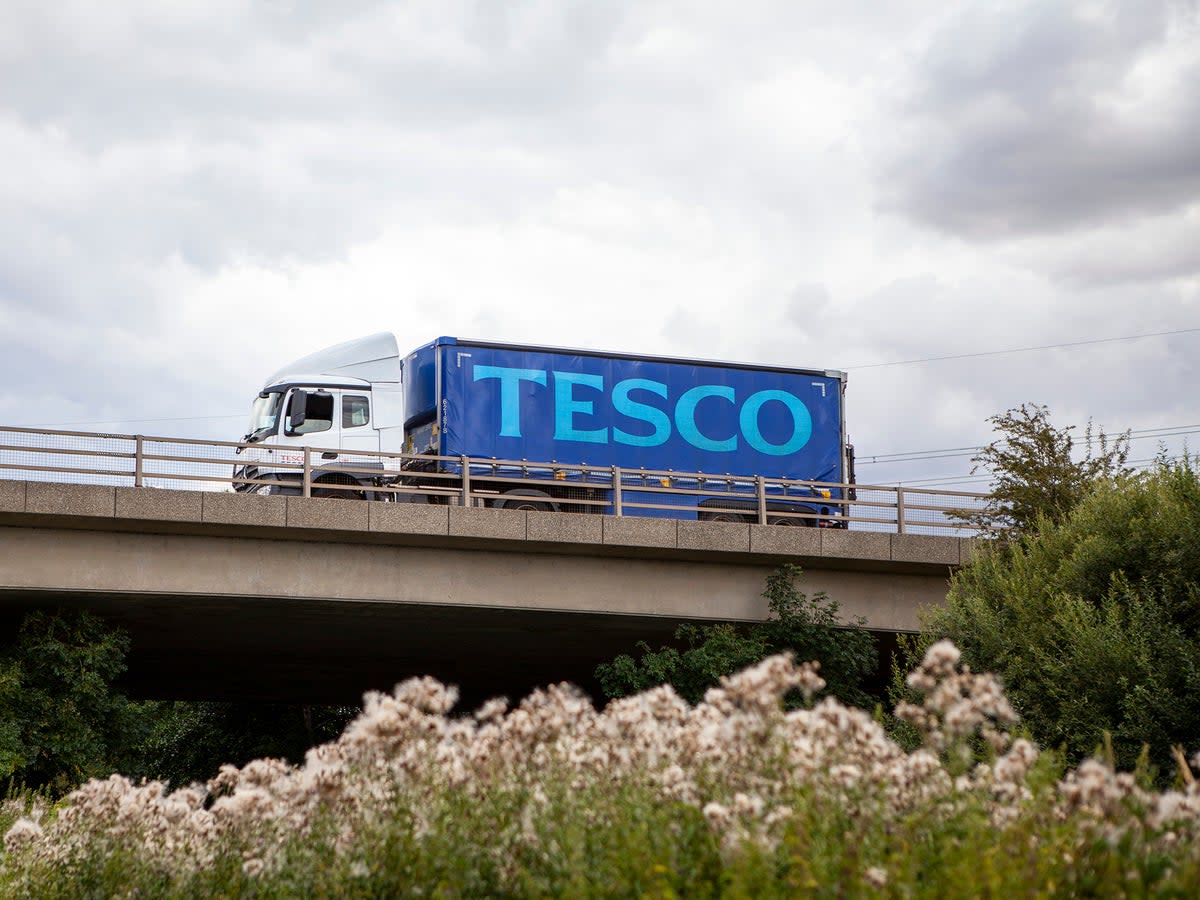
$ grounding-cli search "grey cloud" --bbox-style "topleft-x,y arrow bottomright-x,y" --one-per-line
1034,216 -> 1200,287
881,1 -> 1200,240
3,0 -> 1197,486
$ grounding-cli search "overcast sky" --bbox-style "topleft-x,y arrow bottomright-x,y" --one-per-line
2,0 -> 1198,488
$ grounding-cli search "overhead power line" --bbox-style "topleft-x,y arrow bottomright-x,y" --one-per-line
888,453 -> 1185,488
22,414 -> 244,428
847,326 -> 1200,370
859,423 -> 1200,467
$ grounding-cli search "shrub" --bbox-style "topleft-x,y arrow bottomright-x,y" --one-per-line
595,564 -> 878,709
929,459 -> 1200,775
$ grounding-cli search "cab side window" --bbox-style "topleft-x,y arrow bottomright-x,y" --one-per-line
285,391 -> 334,435
343,395 -> 370,428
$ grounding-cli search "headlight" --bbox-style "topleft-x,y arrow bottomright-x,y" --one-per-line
255,485 -> 273,496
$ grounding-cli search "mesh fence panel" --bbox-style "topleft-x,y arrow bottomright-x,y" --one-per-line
142,437 -> 245,491
0,428 -> 136,486
893,488 -> 986,537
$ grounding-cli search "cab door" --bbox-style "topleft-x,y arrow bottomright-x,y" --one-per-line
338,392 -> 379,455
283,389 -> 341,454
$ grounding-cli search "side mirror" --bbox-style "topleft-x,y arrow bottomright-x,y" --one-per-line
287,391 -> 308,433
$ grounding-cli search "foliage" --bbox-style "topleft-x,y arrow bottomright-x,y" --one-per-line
954,402 -> 1130,535
7,644 -> 1200,897
929,458 -> 1200,776
0,610 -> 153,794
594,565 -> 878,708
129,701 -> 359,789
0,608 -> 359,794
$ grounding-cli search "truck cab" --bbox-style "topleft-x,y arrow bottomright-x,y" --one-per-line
233,333 -> 404,498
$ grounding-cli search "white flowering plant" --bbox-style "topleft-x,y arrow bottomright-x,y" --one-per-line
4,642 -> 1200,897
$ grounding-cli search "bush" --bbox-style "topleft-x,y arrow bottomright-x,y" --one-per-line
0,609 -> 358,794
928,459 -> 1200,775
595,565 -> 878,708
0,610 -> 147,794
952,402 -> 1130,536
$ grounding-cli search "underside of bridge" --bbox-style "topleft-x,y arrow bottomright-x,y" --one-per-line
0,482 -> 960,707
0,588 -> 695,706
0,589 -> 903,709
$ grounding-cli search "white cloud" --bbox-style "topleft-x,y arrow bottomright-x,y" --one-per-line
0,0 -> 1197,483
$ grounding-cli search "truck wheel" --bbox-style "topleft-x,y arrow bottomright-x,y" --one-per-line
767,514 -> 812,527
312,483 -> 366,501
495,491 -> 554,512
707,512 -> 748,523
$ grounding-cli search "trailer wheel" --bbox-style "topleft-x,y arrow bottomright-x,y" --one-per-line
494,490 -> 555,513
707,512 -> 749,523
767,514 -> 812,527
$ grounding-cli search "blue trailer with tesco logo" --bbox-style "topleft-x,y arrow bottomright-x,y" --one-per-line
399,337 -> 851,525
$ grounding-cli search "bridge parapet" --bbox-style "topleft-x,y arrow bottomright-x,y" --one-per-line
0,481 -> 974,573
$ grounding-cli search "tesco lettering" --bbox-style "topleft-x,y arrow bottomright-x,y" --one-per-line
473,365 -> 813,456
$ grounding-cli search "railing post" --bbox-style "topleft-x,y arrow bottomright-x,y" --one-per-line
461,455 -> 471,507
302,447 -> 312,498
612,465 -> 623,516
134,435 -> 144,488
756,475 -> 767,525
896,487 -> 906,534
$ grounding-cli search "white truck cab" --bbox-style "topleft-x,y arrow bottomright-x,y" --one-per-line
233,334 -> 405,499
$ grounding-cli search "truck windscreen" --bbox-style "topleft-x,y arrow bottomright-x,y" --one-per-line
246,392 -> 284,439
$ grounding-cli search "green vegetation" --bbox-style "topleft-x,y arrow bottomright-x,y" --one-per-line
0,610 -> 148,794
929,458 -> 1200,776
6,643 -> 1200,897
595,564 -> 879,709
952,402 -> 1130,535
0,609 -> 355,795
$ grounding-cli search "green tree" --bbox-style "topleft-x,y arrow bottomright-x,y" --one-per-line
595,565 -> 878,708
955,403 -> 1130,536
0,609 -> 147,793
928,459 -> 1200,776
0,608 -> 359,793
133,701 -> 357,788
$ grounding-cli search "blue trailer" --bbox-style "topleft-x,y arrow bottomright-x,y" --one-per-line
235,333 -> 852,522
399,337 -> 851,525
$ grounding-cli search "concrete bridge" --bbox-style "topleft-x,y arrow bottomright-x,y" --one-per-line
0,480 -> 972,705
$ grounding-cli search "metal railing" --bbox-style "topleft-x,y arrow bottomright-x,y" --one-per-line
0,425 -> 990,536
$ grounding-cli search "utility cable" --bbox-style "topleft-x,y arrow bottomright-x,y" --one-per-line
847,326 -> 1200,370
859,424 -> 1200,466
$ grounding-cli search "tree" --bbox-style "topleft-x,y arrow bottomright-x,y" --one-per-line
0,609 -> 359,793
928,459 -> 1200,777
955,403 -> 1130,536
0,609 -> 147,793
595,565 -> 878,709
132,701 -> 357,788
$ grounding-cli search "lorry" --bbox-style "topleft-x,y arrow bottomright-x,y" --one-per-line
233,334 -> 854,525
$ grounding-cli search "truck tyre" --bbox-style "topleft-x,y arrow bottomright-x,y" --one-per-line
312,481 -> 366,501
494,490 -> 555,513
707,512 -> 748,523
767,514 -> 812,527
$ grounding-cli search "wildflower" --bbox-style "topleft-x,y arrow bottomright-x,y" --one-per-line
3,818 -> 43,854
242,857 -> 265,877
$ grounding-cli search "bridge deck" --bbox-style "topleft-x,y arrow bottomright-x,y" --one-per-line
0,482 -> 972,704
